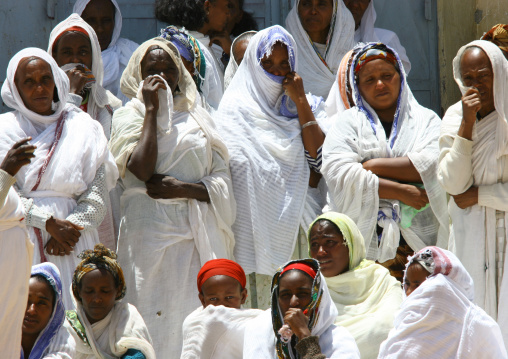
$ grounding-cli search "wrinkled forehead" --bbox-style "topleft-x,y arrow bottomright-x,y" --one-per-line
459,46 -> 492,73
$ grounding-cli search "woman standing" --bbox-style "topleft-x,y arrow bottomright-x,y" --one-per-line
109,37 -> 235,357
322,43 -> 448,277
438,40 -> 508,344
285,0 -> 355,98
0,48 -> 118,308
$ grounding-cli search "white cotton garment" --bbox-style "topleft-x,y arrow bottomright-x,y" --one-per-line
0,172 -> 33,359
378,248 -> 507,358
354,0 -> 411,74
438,40 -> 508,345
224,31 -> 257,90
243,272 -> 360,359
181,305 -> 263,359
0,48 -> 118,309
286,0 -> 355,98
73,0 -> 139,104
69,301 -> 155,359
47,13 -> 122,139
322,43 -> 449,261
110,37 -> 236,358
214,26 -> 331,275
187,30 -> 224,110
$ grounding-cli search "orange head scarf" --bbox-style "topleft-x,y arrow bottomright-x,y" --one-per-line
197,259 -> 247,292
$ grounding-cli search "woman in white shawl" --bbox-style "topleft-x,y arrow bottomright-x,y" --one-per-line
378,246 -> 507,358
344,0 -> 411,73
322,42 -> 448,274
285,0 -> 355,98
438,40 -> 508,344
243,258 -> 360,359
109,37 -> 235,358
224,30 -> 257,90
66,244 -> 155,359
74,0 -> 139,104
48,14 -> 122,250
0,48 -> 118,309
215,25 -> 331,306
308,212 -> 403,359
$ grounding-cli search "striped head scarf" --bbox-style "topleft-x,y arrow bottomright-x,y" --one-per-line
482,24 -> 508,55
354,45 -> 398,75
72,244 -> 126,301
271,259 -> 323,359
160,26 -> 206,93
307,212 -> 367,271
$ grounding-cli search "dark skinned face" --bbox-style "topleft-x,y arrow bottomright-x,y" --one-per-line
199,275 -> 247,309
343,0 -> 370,30
309,220 -> 350,277
261,42 -> 291,77
298,0 -> 334,39
22,277 -> 55,337
15,57 -> 55,116
460,47 -> 495,116
81,0 -> 116,51
278,270 -> 313,316
53,31 -> 93,69
141,47 -> 180,94
404,262 -> 430,296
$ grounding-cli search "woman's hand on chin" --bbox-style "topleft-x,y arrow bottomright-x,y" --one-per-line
142,76 -> 167,113
145,174 -> 182,199
284,308 -> 311,340
283,72 -> 307,104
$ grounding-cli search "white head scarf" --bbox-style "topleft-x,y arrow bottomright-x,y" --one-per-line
47,13 -> 121,118
224,30 -> 257,90
378,246 -> 507,358
452,40 -> 508,159
1,48 -> 70,126
285,0 -> 355,98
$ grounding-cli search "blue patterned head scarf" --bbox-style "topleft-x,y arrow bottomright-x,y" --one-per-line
160,26 -> 206,93
350,42 -> 405,149
256,25 -> 296,84
23,263 -> 65,359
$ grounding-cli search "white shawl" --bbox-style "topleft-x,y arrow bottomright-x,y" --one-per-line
285,0 -> 355,98
354,0 -> 411,74
181,305 -> 262,359
73,0 -> 139,104
68,301 -> 155,359
47,13 -> 122,138
224,31 -> 257,90
438,40 -> 508,338
378,247 -> 507,358
322,43 -> 448,261
214,26 -> 329,275
243,271 -> 360,359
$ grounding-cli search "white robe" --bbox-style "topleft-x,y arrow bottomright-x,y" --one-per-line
438,40 -> 508,344
0,171 -> 33,359
354,0 -> 411,74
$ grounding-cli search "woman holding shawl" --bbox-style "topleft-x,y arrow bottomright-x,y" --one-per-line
285,0 -> 355,98
215,25 -> 331,307
66,244 -> 155,359
243,259 -> 360,359
21,263 -> 75,359
109,37 -> 235,358
378,246 -> 507,358
0,48 -> 118,309
438,40 -> 508,344
74,0 -> 139,104
322,43 -> 448,277
308,212 -> 402,359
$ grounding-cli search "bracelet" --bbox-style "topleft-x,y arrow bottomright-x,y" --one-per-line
301,121 -> 318,130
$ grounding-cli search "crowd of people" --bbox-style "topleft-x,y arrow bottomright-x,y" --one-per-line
2,0 -> 508,358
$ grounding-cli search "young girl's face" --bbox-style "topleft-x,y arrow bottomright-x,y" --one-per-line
404,262 -> 430,296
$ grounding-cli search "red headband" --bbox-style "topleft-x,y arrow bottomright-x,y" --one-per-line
197,259 -> 246,292
54,26 -> 89,45
280,262 -> 317,279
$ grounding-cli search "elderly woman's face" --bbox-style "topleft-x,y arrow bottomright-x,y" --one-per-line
81,0 -> 116,51
78,268 -> 119,325
298,0 -> 334,36
141,47 -> 180,94
278,270 -> 313,317
53,31 -> 93,69
22,277 -> 55,337
261,42 -> 291,77
460,47 -> 495,115
343,0 -> 370,30
357,58 -> 401,114
15,58 -> 55,116
309,220 -> 350,277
